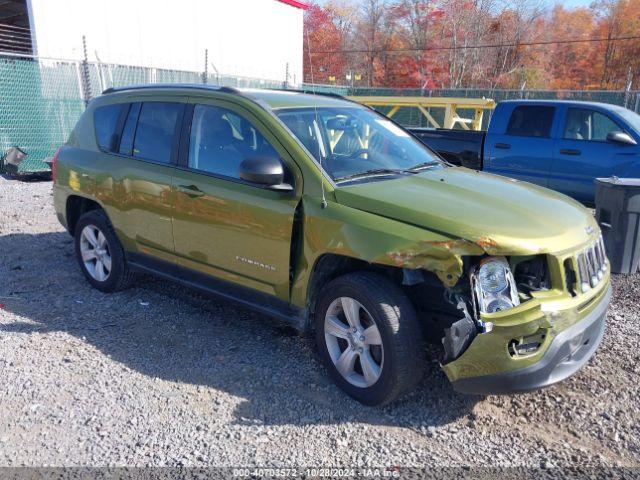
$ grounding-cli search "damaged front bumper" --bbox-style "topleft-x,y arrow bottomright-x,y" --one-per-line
442,279 -> 611,395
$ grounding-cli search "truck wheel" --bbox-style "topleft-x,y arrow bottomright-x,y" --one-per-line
74,209 -> 134,293
314,272 -> 425,406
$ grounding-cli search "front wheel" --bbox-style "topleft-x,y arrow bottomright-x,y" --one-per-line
314,272 -> 425,406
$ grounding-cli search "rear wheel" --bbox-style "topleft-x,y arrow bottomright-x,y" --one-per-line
315,272 -> 425,406
74,209 -> 134,292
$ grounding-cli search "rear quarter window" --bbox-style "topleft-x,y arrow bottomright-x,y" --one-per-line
94,104 -> 126,152
506,105 -> 555,138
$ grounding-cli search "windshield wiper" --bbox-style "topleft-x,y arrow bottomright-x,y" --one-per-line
335,168 -> 408,183
406,161 -> 440,172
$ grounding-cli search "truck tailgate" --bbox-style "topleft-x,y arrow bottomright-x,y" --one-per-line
409,128 -> 485,170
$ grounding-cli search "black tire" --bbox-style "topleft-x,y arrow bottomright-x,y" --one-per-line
314,271 -> 425,406
74,209 -> 134,293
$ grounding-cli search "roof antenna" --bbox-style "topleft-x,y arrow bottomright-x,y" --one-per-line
305,28 -> 328,209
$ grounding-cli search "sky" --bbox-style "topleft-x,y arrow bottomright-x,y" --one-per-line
554,0 -> 592,6
314,0 -> 593,7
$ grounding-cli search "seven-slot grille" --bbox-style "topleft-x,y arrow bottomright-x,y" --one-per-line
576,235 -> 608,293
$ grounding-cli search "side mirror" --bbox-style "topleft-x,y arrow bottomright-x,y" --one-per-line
239,156 -> 293,191
607,131 -> 637,146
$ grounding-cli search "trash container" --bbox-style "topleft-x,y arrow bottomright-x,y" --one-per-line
595,177 -> 640,274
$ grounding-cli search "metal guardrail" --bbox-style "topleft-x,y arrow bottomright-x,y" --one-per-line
349,96 -> 496,131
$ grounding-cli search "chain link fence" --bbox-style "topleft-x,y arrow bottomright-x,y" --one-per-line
0,54 -> 285,174
2,52 -> 639,174
305,84 -> 640,129
308,84 -> 640,110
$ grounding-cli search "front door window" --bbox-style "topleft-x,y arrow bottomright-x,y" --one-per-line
564,108 -> 622,142
188,104 -> 279,179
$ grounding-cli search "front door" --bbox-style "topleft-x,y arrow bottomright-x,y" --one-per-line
171,100 -> 300,300
550,106 -> 640,204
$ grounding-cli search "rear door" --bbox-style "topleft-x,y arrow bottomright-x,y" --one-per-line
486,104 -> 557,187
98,100 -> 185,266
550,106 -> 638,204
170,98 -> 300,301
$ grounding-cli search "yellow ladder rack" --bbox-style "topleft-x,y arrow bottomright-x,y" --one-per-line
348,96 -> 496,131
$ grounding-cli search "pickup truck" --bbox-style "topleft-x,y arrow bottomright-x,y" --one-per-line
409,100 -> 640,205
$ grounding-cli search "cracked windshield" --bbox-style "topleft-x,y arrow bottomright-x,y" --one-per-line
277,107 -> 443,183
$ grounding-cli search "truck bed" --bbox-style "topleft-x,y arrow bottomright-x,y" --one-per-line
409,128 -> 485,170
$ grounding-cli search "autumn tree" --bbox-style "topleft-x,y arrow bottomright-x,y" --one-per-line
537,6 -> 596,89
592,0 -> 640,89
355,0 -> 390,87
303,4 -> 347,84
303,0 -> 640,91
391,0 -> 442,88
325,0 -> 359,84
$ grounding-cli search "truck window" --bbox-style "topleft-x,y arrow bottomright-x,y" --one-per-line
94,104 -> 126,152
506,106 -> 555,138
564,108 -> 623,141
188,104 -> 278,180
132,102 -> 183,163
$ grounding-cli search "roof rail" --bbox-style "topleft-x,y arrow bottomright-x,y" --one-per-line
273,88 -> 375,109
101,83 -> 241,95
281,88 -> 345,99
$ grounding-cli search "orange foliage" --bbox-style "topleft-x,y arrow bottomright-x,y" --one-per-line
303,0 -> 640,90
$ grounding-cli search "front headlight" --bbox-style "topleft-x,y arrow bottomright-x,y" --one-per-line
472,257 -> 520,314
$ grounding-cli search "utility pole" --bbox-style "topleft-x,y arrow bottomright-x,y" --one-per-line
81,35 -> 92,106
624,66 -> 633,108
284,62 -> 290,89
202,49 -> 208,84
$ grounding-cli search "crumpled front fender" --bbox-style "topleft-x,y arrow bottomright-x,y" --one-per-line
290,198 -> 499,308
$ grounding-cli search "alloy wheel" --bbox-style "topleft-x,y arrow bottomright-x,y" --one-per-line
79,225 -> 112,282
324,296 -> 384,388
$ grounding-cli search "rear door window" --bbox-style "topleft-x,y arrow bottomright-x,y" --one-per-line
132,102 -> 183,163
506,106 -> 555,138
94,104 -> 126,152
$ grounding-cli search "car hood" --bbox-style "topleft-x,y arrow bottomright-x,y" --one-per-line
333,168 -> 598,255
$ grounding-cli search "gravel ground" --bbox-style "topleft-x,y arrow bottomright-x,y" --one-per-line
0,176 -> 639,469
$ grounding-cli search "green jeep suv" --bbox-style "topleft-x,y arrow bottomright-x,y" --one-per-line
53,85 -> 611,405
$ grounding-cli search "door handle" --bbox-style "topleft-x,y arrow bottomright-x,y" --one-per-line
494,143 -> 511,150
178,185 -> 205,197
559,148 -> 581,156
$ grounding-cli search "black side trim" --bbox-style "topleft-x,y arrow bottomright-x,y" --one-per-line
118,102 -> 141,156
177,103 -> 194,168
127,252 -> 307,330
112,103 -> 131,153
170,103 -> 187,165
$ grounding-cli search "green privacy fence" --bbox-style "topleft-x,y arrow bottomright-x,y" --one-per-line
0,54 -> 285,174
0,57 -> 85,173
2,53 -> 639,174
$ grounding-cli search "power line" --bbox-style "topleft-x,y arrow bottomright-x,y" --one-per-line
309,34 -> 640,54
